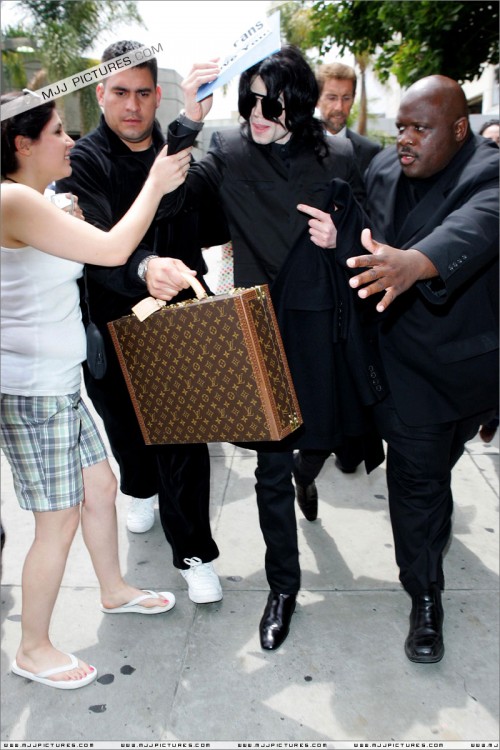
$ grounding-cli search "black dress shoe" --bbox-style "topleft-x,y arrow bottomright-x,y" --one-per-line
404,586 -> 444,663
479,424 -> 497,443
259,591 -> 296,650
334,456 -> 358,474
293,475 -> 318,521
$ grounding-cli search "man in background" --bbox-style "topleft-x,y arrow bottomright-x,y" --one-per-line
316,62 -> 382,176
479,118 -> 499,145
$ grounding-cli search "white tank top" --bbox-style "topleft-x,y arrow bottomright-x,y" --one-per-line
1,245 -> 86,395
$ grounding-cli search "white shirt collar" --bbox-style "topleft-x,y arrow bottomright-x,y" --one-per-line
324,126 -> 347,138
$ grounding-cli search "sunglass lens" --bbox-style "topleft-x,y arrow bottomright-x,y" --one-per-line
261,96 -> 283,119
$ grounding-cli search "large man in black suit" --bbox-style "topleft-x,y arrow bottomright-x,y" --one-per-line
347,75 -> 499,663
316,62 -> 382,176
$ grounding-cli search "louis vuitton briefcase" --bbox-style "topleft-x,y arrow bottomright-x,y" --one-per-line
107,277 -> 302,445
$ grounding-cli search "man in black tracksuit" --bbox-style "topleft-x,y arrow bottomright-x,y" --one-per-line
59,41 -> 229,605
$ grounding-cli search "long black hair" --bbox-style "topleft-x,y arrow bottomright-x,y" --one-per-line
1,92 -> 56,177
238,45 -> 328,159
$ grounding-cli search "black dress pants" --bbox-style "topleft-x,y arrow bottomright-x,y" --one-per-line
294,438 -> 364,484
255,450 -> 300,594
373,394 -> 492,596
293,449 -> 331,485
83,352 -> 219,569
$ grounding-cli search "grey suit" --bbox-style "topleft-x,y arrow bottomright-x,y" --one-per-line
346,127 -> 382,176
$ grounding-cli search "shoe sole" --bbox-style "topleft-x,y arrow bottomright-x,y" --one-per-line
188,592 -> 223,604
11,658 -> 97,689
126,521 -> 155,533
404,644 -> 445,663
101,591 -> 176,614
298,511 -> 318,522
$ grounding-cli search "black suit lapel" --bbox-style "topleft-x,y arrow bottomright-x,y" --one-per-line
376,161 -> 401,245
394,182 -> 448,247
395,138 -> 476,247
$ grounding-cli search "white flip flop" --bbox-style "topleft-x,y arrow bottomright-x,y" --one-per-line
100,589 -> 176,614
11,653 -> 97,689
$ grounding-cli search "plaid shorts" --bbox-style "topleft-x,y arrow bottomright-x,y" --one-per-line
0,392 -> 107,512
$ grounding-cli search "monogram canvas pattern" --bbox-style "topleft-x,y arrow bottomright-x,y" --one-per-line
215,242 -> 234,294
108,287 -> 302,445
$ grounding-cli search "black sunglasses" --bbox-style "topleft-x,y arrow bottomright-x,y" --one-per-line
245,91 -> 284,120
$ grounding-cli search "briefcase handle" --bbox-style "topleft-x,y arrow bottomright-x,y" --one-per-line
180,272 -> 208,300
132,272 -> 208,322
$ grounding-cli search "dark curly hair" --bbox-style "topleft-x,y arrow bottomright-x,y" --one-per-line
1,92 -> 56,177
238,45 -> 328,160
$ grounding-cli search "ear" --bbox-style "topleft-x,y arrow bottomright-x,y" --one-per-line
13,133 -> 31,155
155,85 -> 162,109
454,116 -> 469,143
96,82 -> 105,107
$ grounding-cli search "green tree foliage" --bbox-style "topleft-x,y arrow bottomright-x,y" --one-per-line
20,1 -> 143,65
270,0 -> 316,59
269,1 -> 377,135
308,0 -> 499,86
1,24 -> 35,90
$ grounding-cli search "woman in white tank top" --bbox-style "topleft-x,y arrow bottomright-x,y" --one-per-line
1,92 -> 195,689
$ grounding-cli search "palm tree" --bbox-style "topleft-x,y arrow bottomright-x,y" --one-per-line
355,51 -> 371,135
269,1 -> 377,136
8,1 -> 144,134
1,25 -> 37,92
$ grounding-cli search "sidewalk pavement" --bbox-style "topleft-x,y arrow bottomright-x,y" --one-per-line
1,418 -> 498,743
1,245 -> 498,744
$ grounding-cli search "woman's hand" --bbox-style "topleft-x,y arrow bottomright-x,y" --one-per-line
71,195 -> 85,221
148,144 -> 192,195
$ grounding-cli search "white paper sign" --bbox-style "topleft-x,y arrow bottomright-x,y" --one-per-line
196,11 -> 281,101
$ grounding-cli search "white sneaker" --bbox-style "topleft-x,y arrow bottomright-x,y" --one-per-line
126,496 -> 156,533
180,557 -> 223,603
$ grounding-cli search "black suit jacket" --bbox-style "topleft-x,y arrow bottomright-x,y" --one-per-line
166,120 -> 380,457
267,179 -> 386,466
167,123 -> 365,288
346,128 -> 382,176
364,135 -> 499,426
